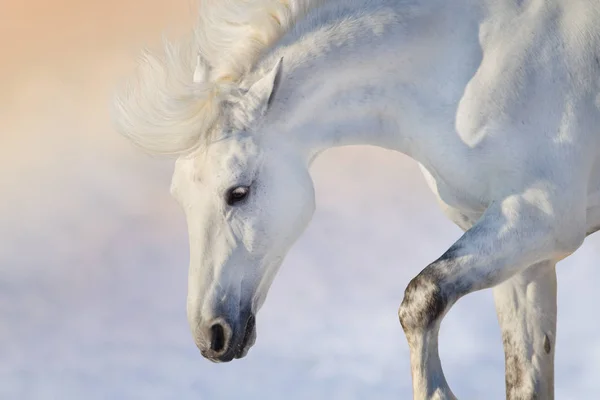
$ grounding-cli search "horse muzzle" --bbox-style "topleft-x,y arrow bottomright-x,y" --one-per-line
194,312 -> 256,363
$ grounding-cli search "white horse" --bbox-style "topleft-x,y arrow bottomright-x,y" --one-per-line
112,0 -> 600,398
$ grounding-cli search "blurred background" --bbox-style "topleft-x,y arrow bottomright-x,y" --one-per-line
1,1 -> 599,399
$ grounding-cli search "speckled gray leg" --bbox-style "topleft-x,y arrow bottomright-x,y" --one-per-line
493,261 -> 557,400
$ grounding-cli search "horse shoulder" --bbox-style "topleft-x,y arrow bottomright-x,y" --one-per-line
451,4 -> 600,180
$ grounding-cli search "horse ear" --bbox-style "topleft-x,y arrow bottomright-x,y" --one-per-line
246,57 -> 283,109
193,55 -> 209,83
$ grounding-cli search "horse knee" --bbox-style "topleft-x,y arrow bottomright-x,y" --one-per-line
398,272 -> 448,334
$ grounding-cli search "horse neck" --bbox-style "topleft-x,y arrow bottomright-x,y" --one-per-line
256,0 -> 481,167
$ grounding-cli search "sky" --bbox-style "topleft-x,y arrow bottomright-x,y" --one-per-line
1,1 -> 600,399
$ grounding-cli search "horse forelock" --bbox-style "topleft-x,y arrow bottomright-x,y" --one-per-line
113,0 -> 317,155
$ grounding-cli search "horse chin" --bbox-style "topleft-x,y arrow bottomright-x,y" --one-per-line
234,315 -> 257,359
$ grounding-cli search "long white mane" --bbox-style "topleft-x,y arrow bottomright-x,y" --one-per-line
113,0 -> 317,155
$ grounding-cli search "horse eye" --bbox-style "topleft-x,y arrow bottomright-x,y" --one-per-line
226,186 -> 250,206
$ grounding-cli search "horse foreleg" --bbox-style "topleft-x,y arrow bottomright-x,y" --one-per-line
493,261 -> 557,400
398,188 -> 583,400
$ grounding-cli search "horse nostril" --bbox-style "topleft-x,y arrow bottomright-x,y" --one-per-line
210,323 -> 227,353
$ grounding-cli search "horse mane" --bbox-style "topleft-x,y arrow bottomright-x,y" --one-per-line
112,0 -> 317,155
